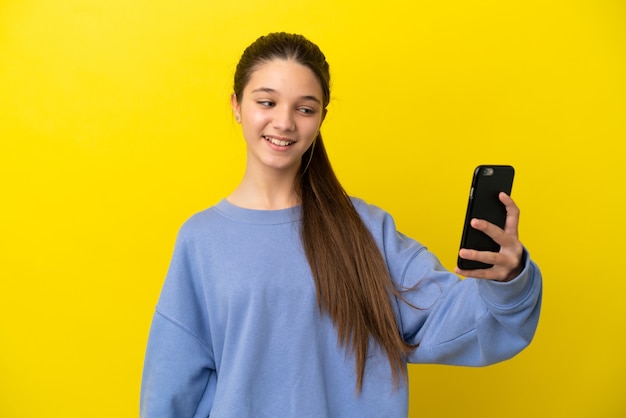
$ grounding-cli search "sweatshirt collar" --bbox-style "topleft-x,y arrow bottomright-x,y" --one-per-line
214,199 -> 302,225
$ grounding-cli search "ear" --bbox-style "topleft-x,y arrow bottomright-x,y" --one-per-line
231,93 -> 241,123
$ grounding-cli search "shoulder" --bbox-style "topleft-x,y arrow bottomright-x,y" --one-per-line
349,197 -> 403,237
349,196 -> 399,239
175,204 -> 227,242
350,196 -> 429,282
350,196 -> 390,223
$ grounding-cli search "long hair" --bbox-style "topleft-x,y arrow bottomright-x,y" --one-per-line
233,32 -> 416,392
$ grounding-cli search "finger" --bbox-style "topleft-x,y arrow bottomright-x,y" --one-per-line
455,265 -> 509,281
465,218 -> 523,262
455,250 -> 517,281
468,218 -> 511,247
458,235 -> 524,281
499,192 -> 520,238
458,248 -> 500,267
454,261 -> 502,280
455,265 -> 491,279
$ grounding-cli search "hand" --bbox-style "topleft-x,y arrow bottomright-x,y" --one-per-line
454,192 -> 524,282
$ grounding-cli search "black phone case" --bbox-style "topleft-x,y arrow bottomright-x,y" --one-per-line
457,165 -> 515,270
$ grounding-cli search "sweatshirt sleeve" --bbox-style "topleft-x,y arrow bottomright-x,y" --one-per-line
140,312 -> 216,417
356,200 -> 542,366
140,223 -> 216,417
399,248 -> 542,365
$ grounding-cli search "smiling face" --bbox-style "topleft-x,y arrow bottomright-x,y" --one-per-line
231,59 -> 325,178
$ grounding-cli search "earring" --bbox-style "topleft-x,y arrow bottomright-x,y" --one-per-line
235,115 -> 240,122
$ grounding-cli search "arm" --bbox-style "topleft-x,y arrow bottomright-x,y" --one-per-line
394,193 -> 542,365
399,249 -> 542,365
140,224 -> 216,417
141,311 -> 216,417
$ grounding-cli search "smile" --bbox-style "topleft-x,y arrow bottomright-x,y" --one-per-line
263,135 -> 295,147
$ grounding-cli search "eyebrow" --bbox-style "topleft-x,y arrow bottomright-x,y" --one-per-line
250,87 -> 322,104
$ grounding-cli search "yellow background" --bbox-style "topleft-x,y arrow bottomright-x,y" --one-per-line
1,0 -> 624,417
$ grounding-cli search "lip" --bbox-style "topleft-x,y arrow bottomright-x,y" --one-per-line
262,135 -> 296,149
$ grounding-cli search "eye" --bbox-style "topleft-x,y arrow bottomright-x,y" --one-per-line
298,107 -> 315,115
257,100 -> 274,107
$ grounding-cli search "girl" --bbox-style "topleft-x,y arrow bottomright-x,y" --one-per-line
140,32 -> 542,417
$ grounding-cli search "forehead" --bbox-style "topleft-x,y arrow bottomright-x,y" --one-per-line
245,59 -> 323,99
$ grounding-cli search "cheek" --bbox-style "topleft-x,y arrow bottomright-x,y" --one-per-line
241,105 -> 269,125
306,119 -> 323,138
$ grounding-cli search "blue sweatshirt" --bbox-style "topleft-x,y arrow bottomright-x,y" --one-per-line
141,198 -> 542,417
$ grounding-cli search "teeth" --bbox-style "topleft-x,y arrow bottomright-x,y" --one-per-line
264,136 -> 294,146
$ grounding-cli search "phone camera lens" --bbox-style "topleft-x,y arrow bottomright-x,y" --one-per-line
482,167 -> 494,176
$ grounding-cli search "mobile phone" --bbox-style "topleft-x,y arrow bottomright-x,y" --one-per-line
457,165 -> 515,270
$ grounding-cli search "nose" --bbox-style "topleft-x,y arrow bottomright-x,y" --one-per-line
272,105 -> 296,131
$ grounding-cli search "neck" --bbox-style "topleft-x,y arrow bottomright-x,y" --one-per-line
228,167 -> 301,210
